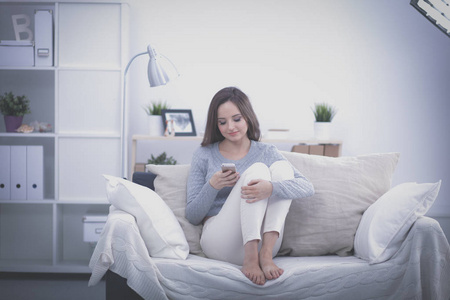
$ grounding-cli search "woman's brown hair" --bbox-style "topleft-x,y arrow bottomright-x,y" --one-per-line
201,87 -> 261,146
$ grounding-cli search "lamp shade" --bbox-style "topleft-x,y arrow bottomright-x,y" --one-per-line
147,44 -> 177,87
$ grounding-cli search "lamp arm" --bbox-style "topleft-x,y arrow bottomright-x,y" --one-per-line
121,51 -> 147,179
160,54 -> 180,77
124,51 -> 147,76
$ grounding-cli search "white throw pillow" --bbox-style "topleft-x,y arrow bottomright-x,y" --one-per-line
146,164 -> 204,256
103,175 -> 189,260
354,181 -> 441,264
279,152 -> 400,257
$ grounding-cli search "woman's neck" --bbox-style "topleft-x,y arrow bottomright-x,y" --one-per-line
219,138 -> 252,161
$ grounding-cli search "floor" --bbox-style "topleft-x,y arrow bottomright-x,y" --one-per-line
0,272 -> 105,300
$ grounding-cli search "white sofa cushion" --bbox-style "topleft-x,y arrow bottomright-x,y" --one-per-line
146,164 -> 204,256
278,152 -> 400,257
103,174 -> 189,259
354,180 -> 441,264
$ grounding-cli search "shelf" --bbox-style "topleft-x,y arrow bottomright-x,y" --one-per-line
0,199 -> 110,205
133,135 -> 202,141
0,259 -> 92,273
0,132 -> 55,138
0,66 -> 121,72
262,138 -> 343,145
57,66 -> 121,72
132,134 -> 343,145
0,66 -> 55,71
0,132 -> 120,138
52,261 -> 92,274
57,198 -> 109,205
0,259 -> 54,273
58,132 -> 121,139
0,199 -> 56,204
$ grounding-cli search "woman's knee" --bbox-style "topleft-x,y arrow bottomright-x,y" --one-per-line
270,160 -> 294,181
241,162 -> 271,182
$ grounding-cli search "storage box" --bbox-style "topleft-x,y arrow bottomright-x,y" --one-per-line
309,145 -> 325,156
324,144 -> 340,157
291,144 -> 309,154
83,215 -> 108,243
0,40 -> 34,66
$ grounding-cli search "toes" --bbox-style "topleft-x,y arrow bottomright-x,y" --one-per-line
264,267 -> 284,280
270,270 -> 278,280
241,266 -> 266,285
248,272 -> 265,285
256,275 -> 265,285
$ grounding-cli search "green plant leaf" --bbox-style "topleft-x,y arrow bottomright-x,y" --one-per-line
143,101 -> 170,116
0,92 -> 31,116
312,102 -> 337,122
147,152 -> 177,165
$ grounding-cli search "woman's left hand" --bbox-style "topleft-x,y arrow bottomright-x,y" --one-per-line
241,179 -> 273,203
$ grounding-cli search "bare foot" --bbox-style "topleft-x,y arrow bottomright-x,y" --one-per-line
241,260 -> 266,285
260,249 -> 283,280
242,241 -> 266,285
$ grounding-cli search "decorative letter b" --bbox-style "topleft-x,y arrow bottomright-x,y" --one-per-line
12,14 -> 33,41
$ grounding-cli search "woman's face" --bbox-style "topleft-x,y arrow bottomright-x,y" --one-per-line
217,101 -> 249,143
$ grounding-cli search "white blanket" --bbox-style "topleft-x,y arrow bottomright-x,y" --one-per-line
89,207 -> 450,300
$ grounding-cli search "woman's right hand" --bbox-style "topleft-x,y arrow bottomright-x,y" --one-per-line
209,170 -> 240,190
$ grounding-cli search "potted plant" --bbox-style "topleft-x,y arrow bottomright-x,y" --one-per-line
147,152 -> 177,165
143,101 -> 170,136
312,102 -> 337,140
0,92 -> 31,132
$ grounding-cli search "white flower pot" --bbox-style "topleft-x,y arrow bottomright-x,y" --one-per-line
314,122 -> 331,140
148,115 -> 164,136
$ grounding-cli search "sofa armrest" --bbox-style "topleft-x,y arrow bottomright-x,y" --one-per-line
132,172 -> 156,191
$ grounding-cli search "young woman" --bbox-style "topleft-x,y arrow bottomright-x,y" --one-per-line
186,87 -> 314,286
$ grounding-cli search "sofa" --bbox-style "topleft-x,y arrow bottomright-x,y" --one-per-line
88,151 -> 450,300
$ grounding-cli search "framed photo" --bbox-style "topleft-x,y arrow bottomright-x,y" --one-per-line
161,109 -> 197,136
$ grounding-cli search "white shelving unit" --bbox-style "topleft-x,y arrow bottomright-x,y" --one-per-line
0,1 -> 127,273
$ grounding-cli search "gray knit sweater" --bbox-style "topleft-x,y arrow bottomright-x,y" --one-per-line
186,141 -> 315,225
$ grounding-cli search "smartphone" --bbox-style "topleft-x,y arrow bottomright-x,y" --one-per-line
221,163 -> 236,173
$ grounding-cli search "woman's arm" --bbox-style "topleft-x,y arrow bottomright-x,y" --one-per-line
270,173 -> 314,201
267,146 -> 315,201
186,149 -> 220,225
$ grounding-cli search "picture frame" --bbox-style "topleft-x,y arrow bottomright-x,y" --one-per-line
161,109 -> 197,136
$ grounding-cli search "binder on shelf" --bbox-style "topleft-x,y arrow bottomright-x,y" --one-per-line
10,146 -> 27,200
34,10 -> 53,67
0,146 -> 11,200
26,146 -> 44,200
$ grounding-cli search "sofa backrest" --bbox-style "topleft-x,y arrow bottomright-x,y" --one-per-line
132,172 -> 156,190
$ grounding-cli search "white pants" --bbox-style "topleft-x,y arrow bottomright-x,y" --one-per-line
200,161 -> 294,266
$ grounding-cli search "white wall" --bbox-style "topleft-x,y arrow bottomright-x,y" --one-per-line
125,0 -> 450,234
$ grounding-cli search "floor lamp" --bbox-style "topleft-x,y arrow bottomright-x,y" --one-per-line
122,44 -> 179,179
410,0 -> 450,37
